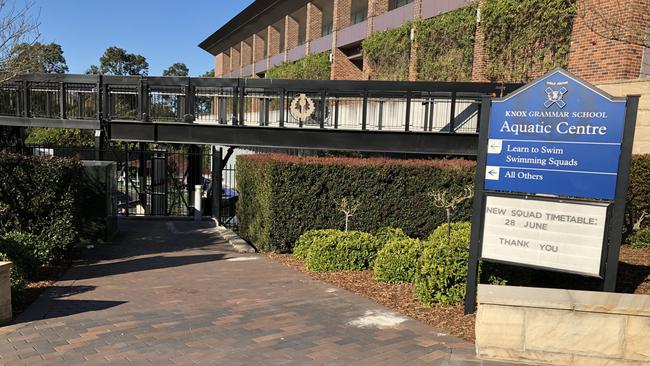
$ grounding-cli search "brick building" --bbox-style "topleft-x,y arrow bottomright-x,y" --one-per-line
199,0 -> 649,84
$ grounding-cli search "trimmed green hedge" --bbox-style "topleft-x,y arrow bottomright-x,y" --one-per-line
266,52 -> 331,80
238,153 -> 650,253
236,154 -> 475,252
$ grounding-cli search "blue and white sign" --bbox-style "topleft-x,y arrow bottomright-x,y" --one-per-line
484,69 -> 627,200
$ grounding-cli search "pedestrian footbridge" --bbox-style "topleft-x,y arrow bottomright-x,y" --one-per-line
0,74 -> 520,155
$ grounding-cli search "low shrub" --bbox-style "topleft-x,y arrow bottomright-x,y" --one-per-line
0,235 -> 39,286
630,228 -> 650,249
374,237 -> 423,283
627,155 -> 650,237
306,231 -> 377,272
415,222 -> 472,306
373,227 -> 409,248
2,231 -> 48,268
293,229 -> 341,259
415,222 -> 507,306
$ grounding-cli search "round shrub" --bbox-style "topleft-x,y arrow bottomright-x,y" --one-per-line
630,228 -> 650,249
415,222 -> 472,306
293,229 -> 342,259
373,227 -> 409,248
306,231 -> 377,272
374,237 -> 423,283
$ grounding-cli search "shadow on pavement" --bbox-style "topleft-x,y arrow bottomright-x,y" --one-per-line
70,254 -> 227,281
17,299 -> 127,323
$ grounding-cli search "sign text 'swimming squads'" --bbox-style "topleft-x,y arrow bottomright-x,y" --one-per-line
464,69 -> 639,314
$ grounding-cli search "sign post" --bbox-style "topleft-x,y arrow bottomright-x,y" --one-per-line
464,69 -> 639,314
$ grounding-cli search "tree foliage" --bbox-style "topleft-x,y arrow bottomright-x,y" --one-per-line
8,42 -> 68,74
266,52 -> 330,80
415,4 -> 477,81
481,0 -> 576,82
25,128 -> 94,147
362,23 -> 412,81
88,46 -> 149,76
0,0 -> 40,82
163,62 -> 189,77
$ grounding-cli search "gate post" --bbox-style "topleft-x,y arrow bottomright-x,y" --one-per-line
187,145 -> 202,215
94,130 -> 104,160
211,146 -> 223,223
151,149 -> 168,216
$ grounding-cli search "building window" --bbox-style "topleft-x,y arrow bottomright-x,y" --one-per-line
351,7 -> 367,25
389,0 -> 412,11
322,22 -> 333,36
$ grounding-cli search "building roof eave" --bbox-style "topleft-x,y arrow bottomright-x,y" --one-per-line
198,0 -> 309,56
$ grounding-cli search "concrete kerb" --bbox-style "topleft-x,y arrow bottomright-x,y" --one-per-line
212,219 -> 257,253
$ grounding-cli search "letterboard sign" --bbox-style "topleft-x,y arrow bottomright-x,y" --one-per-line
481,195 -> 608,277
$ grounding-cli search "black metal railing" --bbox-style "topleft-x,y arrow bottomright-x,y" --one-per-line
0,73 -> 521,134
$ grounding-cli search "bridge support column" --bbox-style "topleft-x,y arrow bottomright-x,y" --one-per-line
187,145 -> 202,215
151,149 -> 168,216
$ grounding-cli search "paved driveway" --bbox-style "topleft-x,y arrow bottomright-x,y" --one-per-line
0,220 -> 510,365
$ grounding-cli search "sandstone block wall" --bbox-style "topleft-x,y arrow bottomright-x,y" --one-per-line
476,284 -> 650,366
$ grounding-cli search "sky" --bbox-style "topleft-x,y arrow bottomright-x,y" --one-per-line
33,0 -> 254,76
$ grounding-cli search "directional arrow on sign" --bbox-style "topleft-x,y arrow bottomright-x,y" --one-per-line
485,166 -> 500,181
487,139 -> 503,154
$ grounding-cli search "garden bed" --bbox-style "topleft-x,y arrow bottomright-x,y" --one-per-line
12,265 -> 69,317
268,253 -> 476,341
267,245 -> 650,342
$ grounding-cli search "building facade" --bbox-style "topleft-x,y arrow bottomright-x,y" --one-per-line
200,0 -> 649,84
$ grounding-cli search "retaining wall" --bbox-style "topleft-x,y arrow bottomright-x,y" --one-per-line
476,284 -> 650,366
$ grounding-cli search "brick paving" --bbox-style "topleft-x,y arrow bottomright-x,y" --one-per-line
0,220 -> 516,365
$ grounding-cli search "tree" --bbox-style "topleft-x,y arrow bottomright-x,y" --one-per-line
200,69 -> 215,77
0,0 -> 40,82
162,62 -> 189,77
85,65 -> 100,75
88,46 -> 149,76
25,128 -> 94,147
8,42 -> 68,74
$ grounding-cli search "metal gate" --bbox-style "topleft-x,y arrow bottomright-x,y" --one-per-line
0,142 -> 238,225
